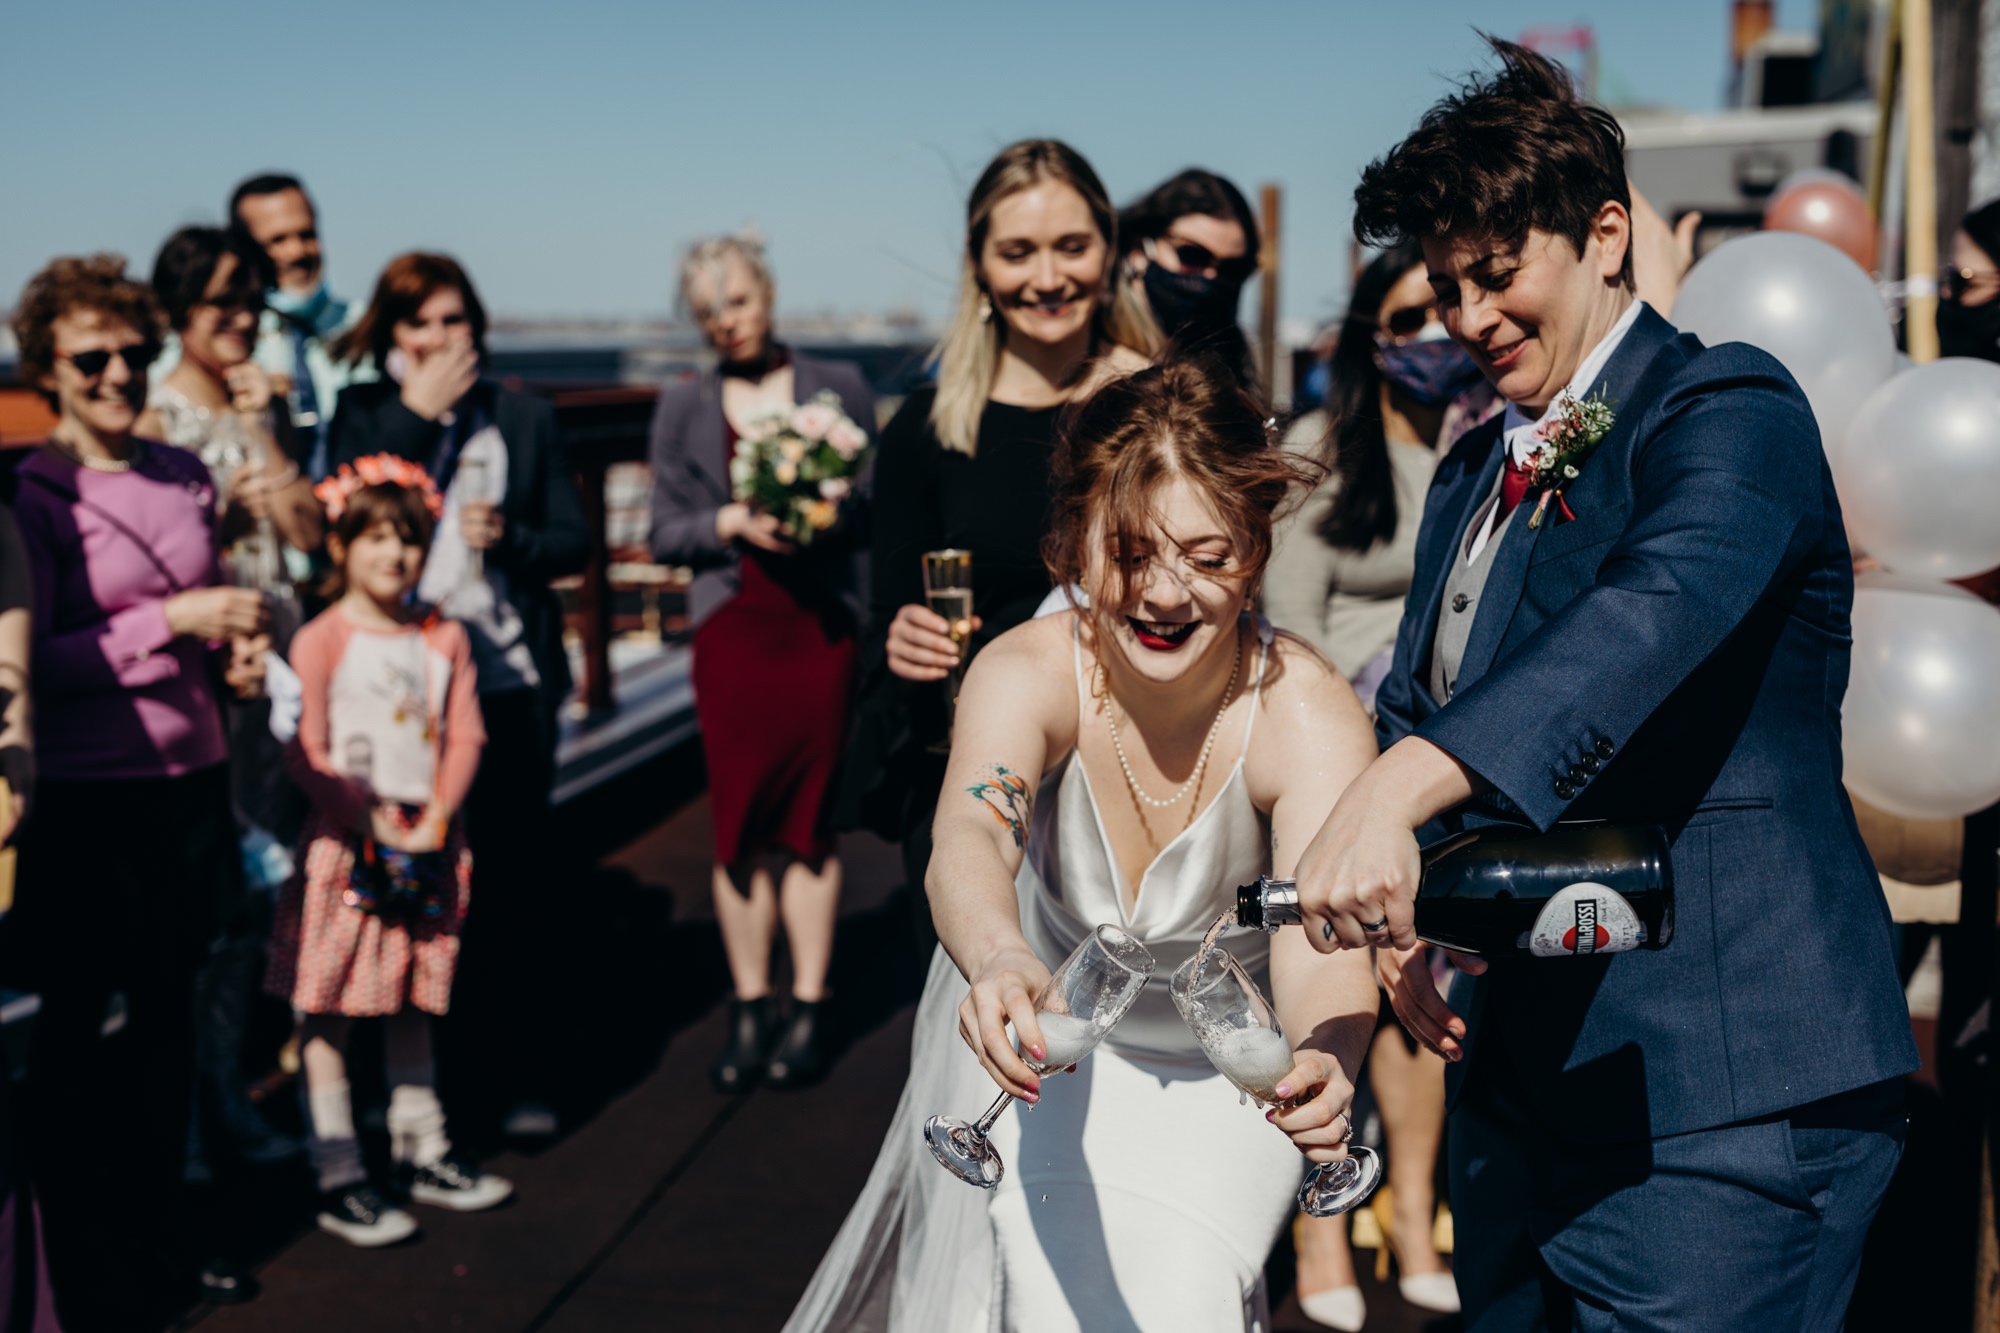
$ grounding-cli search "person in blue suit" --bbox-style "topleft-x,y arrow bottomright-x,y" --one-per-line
1272,38 -> 1918,1331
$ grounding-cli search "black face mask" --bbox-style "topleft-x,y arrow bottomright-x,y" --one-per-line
1142,261 -> 1242,341
1937,298 -> 2000,362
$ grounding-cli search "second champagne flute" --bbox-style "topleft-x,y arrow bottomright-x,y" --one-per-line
920,548 -> 973,753
925,923 -> 1155,1189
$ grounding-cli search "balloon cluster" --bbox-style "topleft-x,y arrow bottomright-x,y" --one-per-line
1674,196 -> 2000,820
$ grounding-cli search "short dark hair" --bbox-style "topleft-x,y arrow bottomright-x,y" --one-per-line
1119,169 -> 1261,270
150,226 -> 273,332
228,173 -> 313,227
1352,36 -> 1633,290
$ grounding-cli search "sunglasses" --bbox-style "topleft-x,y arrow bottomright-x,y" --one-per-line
1377,304 -> 1441,342
1158,239 -> 1257,284
56,342 -> 161,378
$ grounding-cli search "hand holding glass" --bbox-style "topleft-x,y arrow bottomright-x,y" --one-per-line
921,549 -> 973,752
926,924 -> 1155,1188
1171,948 -> 1382,1217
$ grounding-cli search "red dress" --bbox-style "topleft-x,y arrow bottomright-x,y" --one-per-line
692,535 -> 857,867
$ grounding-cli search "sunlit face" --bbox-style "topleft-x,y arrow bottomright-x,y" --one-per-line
979,181 -> 1110,351
335,518 -> 426,603
1421,209 -> 1629,413
42,310 -> 154,440
686,253 -> 773,362
393,287 -> 472,366
236,188 -> 322,295
179,253 -> 260,373
1085,473 -> 1252,686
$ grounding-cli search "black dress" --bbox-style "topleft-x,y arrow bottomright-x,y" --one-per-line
837,387 -> 1063,937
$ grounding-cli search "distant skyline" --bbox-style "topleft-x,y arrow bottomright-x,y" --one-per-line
4,1 -> 1818,329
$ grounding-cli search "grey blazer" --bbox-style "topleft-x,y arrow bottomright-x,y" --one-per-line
647,351 -> 876,630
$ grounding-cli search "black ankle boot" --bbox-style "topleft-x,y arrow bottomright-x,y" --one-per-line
711,996 -> 776,1093
765,997 -> 829,1089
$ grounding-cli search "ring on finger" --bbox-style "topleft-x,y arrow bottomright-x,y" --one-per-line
1361,917 -> 1390,934
1333,1109 -> 1353,1142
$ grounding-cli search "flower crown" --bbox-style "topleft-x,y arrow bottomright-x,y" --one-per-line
313,454 -> 445,523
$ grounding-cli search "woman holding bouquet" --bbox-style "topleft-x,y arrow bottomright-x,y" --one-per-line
838,138 -> 1158,951
648,235 -> 875,1092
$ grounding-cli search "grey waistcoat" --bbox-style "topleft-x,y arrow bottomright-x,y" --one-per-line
1430,472 -> 1517,704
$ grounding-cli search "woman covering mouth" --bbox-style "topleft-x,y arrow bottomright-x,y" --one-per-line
1128,616 -> 1198,650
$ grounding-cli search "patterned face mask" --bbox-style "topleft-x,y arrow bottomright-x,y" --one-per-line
1374,321 -> 1486,406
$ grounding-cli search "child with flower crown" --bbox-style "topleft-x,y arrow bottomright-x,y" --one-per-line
264,455 -> 513,1247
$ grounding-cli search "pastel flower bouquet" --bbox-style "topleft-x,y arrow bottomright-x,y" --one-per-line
728,391 -> 871,545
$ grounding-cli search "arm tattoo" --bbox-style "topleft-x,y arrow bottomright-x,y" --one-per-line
967,764 -> 1033,849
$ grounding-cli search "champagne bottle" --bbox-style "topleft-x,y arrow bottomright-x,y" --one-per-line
1237,822 -> 1673,958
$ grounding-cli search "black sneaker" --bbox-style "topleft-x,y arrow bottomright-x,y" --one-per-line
407,1154 -> 514,1212
317,1184 -> 417,1248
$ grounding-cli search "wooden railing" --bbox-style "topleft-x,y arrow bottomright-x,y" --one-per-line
543,385 -> 665,716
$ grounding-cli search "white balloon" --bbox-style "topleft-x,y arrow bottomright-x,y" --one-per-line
1843,576 -> 2000,819
1672,231 -> 1896,450
1832,358 -> 2000,579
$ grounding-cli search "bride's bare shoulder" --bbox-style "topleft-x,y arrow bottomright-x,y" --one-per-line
1253,631 -> 1375,745
962,611 -> 1082,695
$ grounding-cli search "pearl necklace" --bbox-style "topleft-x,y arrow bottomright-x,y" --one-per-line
1103,635 -> 1241,810
47,438 -> 139,473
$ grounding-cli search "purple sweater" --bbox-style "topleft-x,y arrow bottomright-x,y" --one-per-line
15,443 -> 228,780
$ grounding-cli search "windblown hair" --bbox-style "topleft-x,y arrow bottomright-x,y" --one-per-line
1043,356 -> 1317,633
1317,240 -> 1426,552
10,254 -> 164,404
677,232 -> 773,322
331,251 -> 489,370
151,226 -> 272,333
930,139 -> 1160,456
320,482 -> 436,602
1352,36 -> 1634,290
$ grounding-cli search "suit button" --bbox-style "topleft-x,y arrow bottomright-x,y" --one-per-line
1569,765 -> 1587,784
1595,738 -> 1615,759
1451,593 -> 1470,613
1555,779 -> 1576,800
1581,754 -> 1600,775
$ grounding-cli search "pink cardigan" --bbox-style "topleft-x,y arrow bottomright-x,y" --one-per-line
285,607 -> 486,833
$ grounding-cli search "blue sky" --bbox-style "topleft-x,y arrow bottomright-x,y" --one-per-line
2,1 -> 1816,329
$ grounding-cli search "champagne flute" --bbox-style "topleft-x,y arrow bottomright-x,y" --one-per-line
459,456 -> 491,582
925,923 -> 1155,1189
1171,946 -> 1383,1217
921,549 -> 973,754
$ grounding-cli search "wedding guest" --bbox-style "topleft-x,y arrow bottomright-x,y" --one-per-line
327,252 -> 588,1139
838,138 -> 1156,949
648,235 -> 875,1092
143,226 -> 314,1180
1938,196 -> 2000,361
229,173 -> 372,478
1263,241 -> 1489,1327
1298,39 -> 1914,1328
1120,168 -> 1260,389
790,356 -> 1380,1332
6,254 -> 270,1329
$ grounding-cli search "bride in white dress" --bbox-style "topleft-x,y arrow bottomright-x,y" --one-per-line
788,359 -> 1383,1332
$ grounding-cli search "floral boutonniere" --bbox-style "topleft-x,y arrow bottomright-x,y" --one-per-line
1521,387 -> 1617,529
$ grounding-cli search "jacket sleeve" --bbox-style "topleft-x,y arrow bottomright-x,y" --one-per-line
646,383 -> 733,570
490,394 -> 589,582
327,384 -> 438,468
867,394 -> 941,623
1413,354 -> 1826,831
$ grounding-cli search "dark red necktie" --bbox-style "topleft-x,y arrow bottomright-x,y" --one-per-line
1498,454 -> 1536,520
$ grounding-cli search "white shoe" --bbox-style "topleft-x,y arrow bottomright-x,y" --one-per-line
1298,1285 -> 1366,1331
407,1154 -> 515,1212
1399,1269 -> 1462,1313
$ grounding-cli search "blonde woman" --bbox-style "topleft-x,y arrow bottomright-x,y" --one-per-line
648,236 -> 875,1092
838,139 -> 1157,946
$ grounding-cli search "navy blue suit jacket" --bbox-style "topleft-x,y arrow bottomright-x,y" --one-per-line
1376,304 -> 1917,1143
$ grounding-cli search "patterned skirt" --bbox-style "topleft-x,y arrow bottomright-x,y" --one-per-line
264,807 -> 472,1017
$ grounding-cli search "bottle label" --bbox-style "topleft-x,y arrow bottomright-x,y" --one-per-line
1527,883 -> 1644,958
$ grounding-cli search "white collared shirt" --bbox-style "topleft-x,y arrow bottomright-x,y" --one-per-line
1463,298 -> 1646,564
